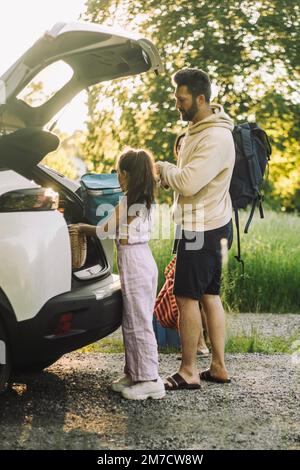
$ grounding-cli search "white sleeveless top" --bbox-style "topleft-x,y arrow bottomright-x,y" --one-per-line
118,205 -> 154,245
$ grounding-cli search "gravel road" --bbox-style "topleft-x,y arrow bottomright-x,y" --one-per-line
0,314 -> 299,450
226,313 -> 300,338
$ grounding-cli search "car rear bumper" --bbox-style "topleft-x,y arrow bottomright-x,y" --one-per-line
11,274 -> 122,369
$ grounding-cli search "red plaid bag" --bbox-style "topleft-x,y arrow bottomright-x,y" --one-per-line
154,257 -> 179,329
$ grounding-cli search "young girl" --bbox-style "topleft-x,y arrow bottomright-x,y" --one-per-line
77,149 -> 165,400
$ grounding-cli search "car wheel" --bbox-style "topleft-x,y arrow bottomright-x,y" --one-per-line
0,320 -> 11,392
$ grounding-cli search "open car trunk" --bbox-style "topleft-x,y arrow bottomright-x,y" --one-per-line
0,128 -> 111,282
0,22 -> 163,281
0,22 -> 163,132
31,164 -> 111,283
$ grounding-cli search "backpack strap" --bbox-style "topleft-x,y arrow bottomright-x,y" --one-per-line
240,124 -> 265,235
244,198 -> 257,234
233,207 -> 245,276
244,194 -> 264,234
258,197 -> 264,218
240,125 -> 262,190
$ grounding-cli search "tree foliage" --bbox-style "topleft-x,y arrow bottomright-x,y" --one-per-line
82,0 -> 300,209
43,131 -> 86,181
20,82 -> 80,180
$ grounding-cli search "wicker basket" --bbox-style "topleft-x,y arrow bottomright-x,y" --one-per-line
68,226 -> 87,270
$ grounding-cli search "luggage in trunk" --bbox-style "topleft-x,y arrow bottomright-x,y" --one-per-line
80,173 -> 123,225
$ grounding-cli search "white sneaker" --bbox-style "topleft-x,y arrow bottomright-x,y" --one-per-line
111,375 -> 134,392
121,377 -> 166,400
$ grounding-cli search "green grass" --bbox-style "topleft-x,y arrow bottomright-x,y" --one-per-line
150,210 -> 300,313
221,210 -> 300,313
113,210 -> 300,313
225,330 -> 298,354
80,331 -> 298,355
80,337 -> 124,353
149,236 -> 175,291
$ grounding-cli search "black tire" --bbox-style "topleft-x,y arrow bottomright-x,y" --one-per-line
0,320 -> 11,392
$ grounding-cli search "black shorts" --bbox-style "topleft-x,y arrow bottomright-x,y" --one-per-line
173,220 -> 233,300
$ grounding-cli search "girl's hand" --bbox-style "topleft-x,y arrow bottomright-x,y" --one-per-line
78,223 -> 96,236
68,224 -> 80,232
77,223 -> 88,234
68,224 -> 96,237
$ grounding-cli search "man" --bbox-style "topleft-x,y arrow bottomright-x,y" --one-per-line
156,68 -> 234,389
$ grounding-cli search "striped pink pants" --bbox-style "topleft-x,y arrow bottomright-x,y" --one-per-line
117,242 -> 159,381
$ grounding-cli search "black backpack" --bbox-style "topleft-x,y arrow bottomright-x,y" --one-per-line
230,122 -> 272,273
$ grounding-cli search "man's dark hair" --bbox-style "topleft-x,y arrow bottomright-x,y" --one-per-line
172,68 -> 211,102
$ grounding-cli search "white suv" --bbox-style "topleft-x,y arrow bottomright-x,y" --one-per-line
0,22 -> 163,390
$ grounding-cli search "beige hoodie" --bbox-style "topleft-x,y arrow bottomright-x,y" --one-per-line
157,104 -> 235,231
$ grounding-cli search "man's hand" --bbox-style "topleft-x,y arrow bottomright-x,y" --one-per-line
155,161 -> 169,189
160,177 -> 169,189
155,162 -> 163,176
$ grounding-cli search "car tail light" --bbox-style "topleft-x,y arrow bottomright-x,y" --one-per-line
0,187 -> 59,212
55,313 -> 73,336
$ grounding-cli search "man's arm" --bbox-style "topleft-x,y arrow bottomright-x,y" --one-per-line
156,137 -> 223,197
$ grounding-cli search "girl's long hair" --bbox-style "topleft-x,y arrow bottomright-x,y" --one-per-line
117,149 -> 156,211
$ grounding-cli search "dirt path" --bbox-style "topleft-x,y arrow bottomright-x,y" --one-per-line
1,314 -> 299,450
109,313 -> 300,340
0,350 -> 299,450
226,313 -> 300,338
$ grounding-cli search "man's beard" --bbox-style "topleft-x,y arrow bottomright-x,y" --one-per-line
179,98 -> 199,121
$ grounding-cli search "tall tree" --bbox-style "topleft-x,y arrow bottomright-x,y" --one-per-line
82,0 -> 300,209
